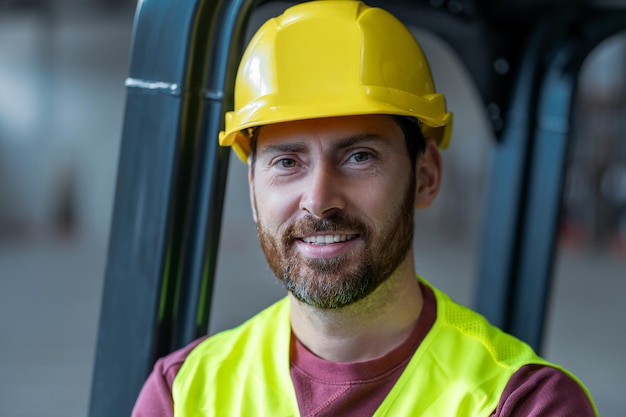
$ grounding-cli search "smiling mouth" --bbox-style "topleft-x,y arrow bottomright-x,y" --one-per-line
300,234 -> 358,246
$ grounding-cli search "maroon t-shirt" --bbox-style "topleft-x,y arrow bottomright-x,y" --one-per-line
132,284 -> 596,416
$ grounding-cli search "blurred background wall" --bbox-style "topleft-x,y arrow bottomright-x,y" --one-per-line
0,1 -> 624,416
0,1 -> 134,415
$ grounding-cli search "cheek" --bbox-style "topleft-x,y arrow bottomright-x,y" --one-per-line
361,175 -> 413,225
359,176 -> 403,206
253,183 -> 301,229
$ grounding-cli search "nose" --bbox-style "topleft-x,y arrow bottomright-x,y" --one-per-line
299,163 -> 345,218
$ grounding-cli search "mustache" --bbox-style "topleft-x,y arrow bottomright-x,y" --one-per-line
286,212 -> 368,239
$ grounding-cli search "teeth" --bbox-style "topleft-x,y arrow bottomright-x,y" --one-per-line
302,234 -> 356,245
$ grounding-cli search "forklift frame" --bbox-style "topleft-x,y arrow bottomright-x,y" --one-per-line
88,1 -> 626,415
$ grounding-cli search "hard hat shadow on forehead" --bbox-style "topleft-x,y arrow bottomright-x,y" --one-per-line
218,0 -> 453,162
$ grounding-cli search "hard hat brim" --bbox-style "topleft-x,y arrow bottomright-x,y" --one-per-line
219,91 -> 453,161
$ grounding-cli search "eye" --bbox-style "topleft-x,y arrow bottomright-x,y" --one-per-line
275,158 -> 297,168
348,151 -> 373,163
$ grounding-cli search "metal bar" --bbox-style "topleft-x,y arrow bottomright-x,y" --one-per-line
474,21 -> 552,329
172,0 -> 258,349
89,84 -> 186,417
90,0 -> 263,413
511,77 -> 575,350
477,7 -> 626,351
510,9 -> 626,351
89,1 -> 207,415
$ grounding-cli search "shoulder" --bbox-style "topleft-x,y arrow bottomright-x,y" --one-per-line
133,297 -> 290,416
493,364 -> 597,416
160,337 -> 208,386
131,337 -> 206,417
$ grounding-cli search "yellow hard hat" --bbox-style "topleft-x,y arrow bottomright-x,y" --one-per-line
219,0 -> 453,161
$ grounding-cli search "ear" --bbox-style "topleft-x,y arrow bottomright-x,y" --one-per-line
414,138 -> 442,209
248,157 -> 258,224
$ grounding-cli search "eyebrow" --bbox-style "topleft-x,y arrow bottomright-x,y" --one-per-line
258,133 -> 387,157
258,142 -> 308,156
332,134 -> 387,150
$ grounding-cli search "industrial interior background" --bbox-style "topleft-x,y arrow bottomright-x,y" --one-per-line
0,0 -> 624,416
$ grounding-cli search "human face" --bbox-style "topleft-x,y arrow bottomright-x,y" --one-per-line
249,115 -> 417,309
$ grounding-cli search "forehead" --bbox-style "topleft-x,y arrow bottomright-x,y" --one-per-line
255,115 -> 404,153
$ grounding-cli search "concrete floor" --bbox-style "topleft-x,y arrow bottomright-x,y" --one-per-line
0,239 -> 105,417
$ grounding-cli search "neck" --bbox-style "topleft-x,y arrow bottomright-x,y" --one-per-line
289,259 -> 423,362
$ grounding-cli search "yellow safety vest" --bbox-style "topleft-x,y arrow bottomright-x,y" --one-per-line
173,279 -> 597,416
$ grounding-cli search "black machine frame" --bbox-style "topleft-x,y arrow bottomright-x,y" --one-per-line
89,1 -> 626,415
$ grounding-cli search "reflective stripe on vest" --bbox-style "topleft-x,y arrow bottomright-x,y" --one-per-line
173,279 -> 596,416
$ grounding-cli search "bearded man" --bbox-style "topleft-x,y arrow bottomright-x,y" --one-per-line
132,2 -> 597,416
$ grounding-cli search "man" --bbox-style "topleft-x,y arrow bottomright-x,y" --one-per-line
132,1 -> 598,415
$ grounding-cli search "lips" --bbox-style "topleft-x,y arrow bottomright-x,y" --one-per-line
288,214 -> 365,258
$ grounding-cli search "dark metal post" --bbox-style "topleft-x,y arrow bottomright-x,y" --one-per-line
170,0 -> 259,352
509,10 -> 626,350
476,8 -> 626,352
89,0 -> 257,415
475,19 -> 554,332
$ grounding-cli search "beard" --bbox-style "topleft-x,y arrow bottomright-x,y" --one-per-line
255,178 -> 416,310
